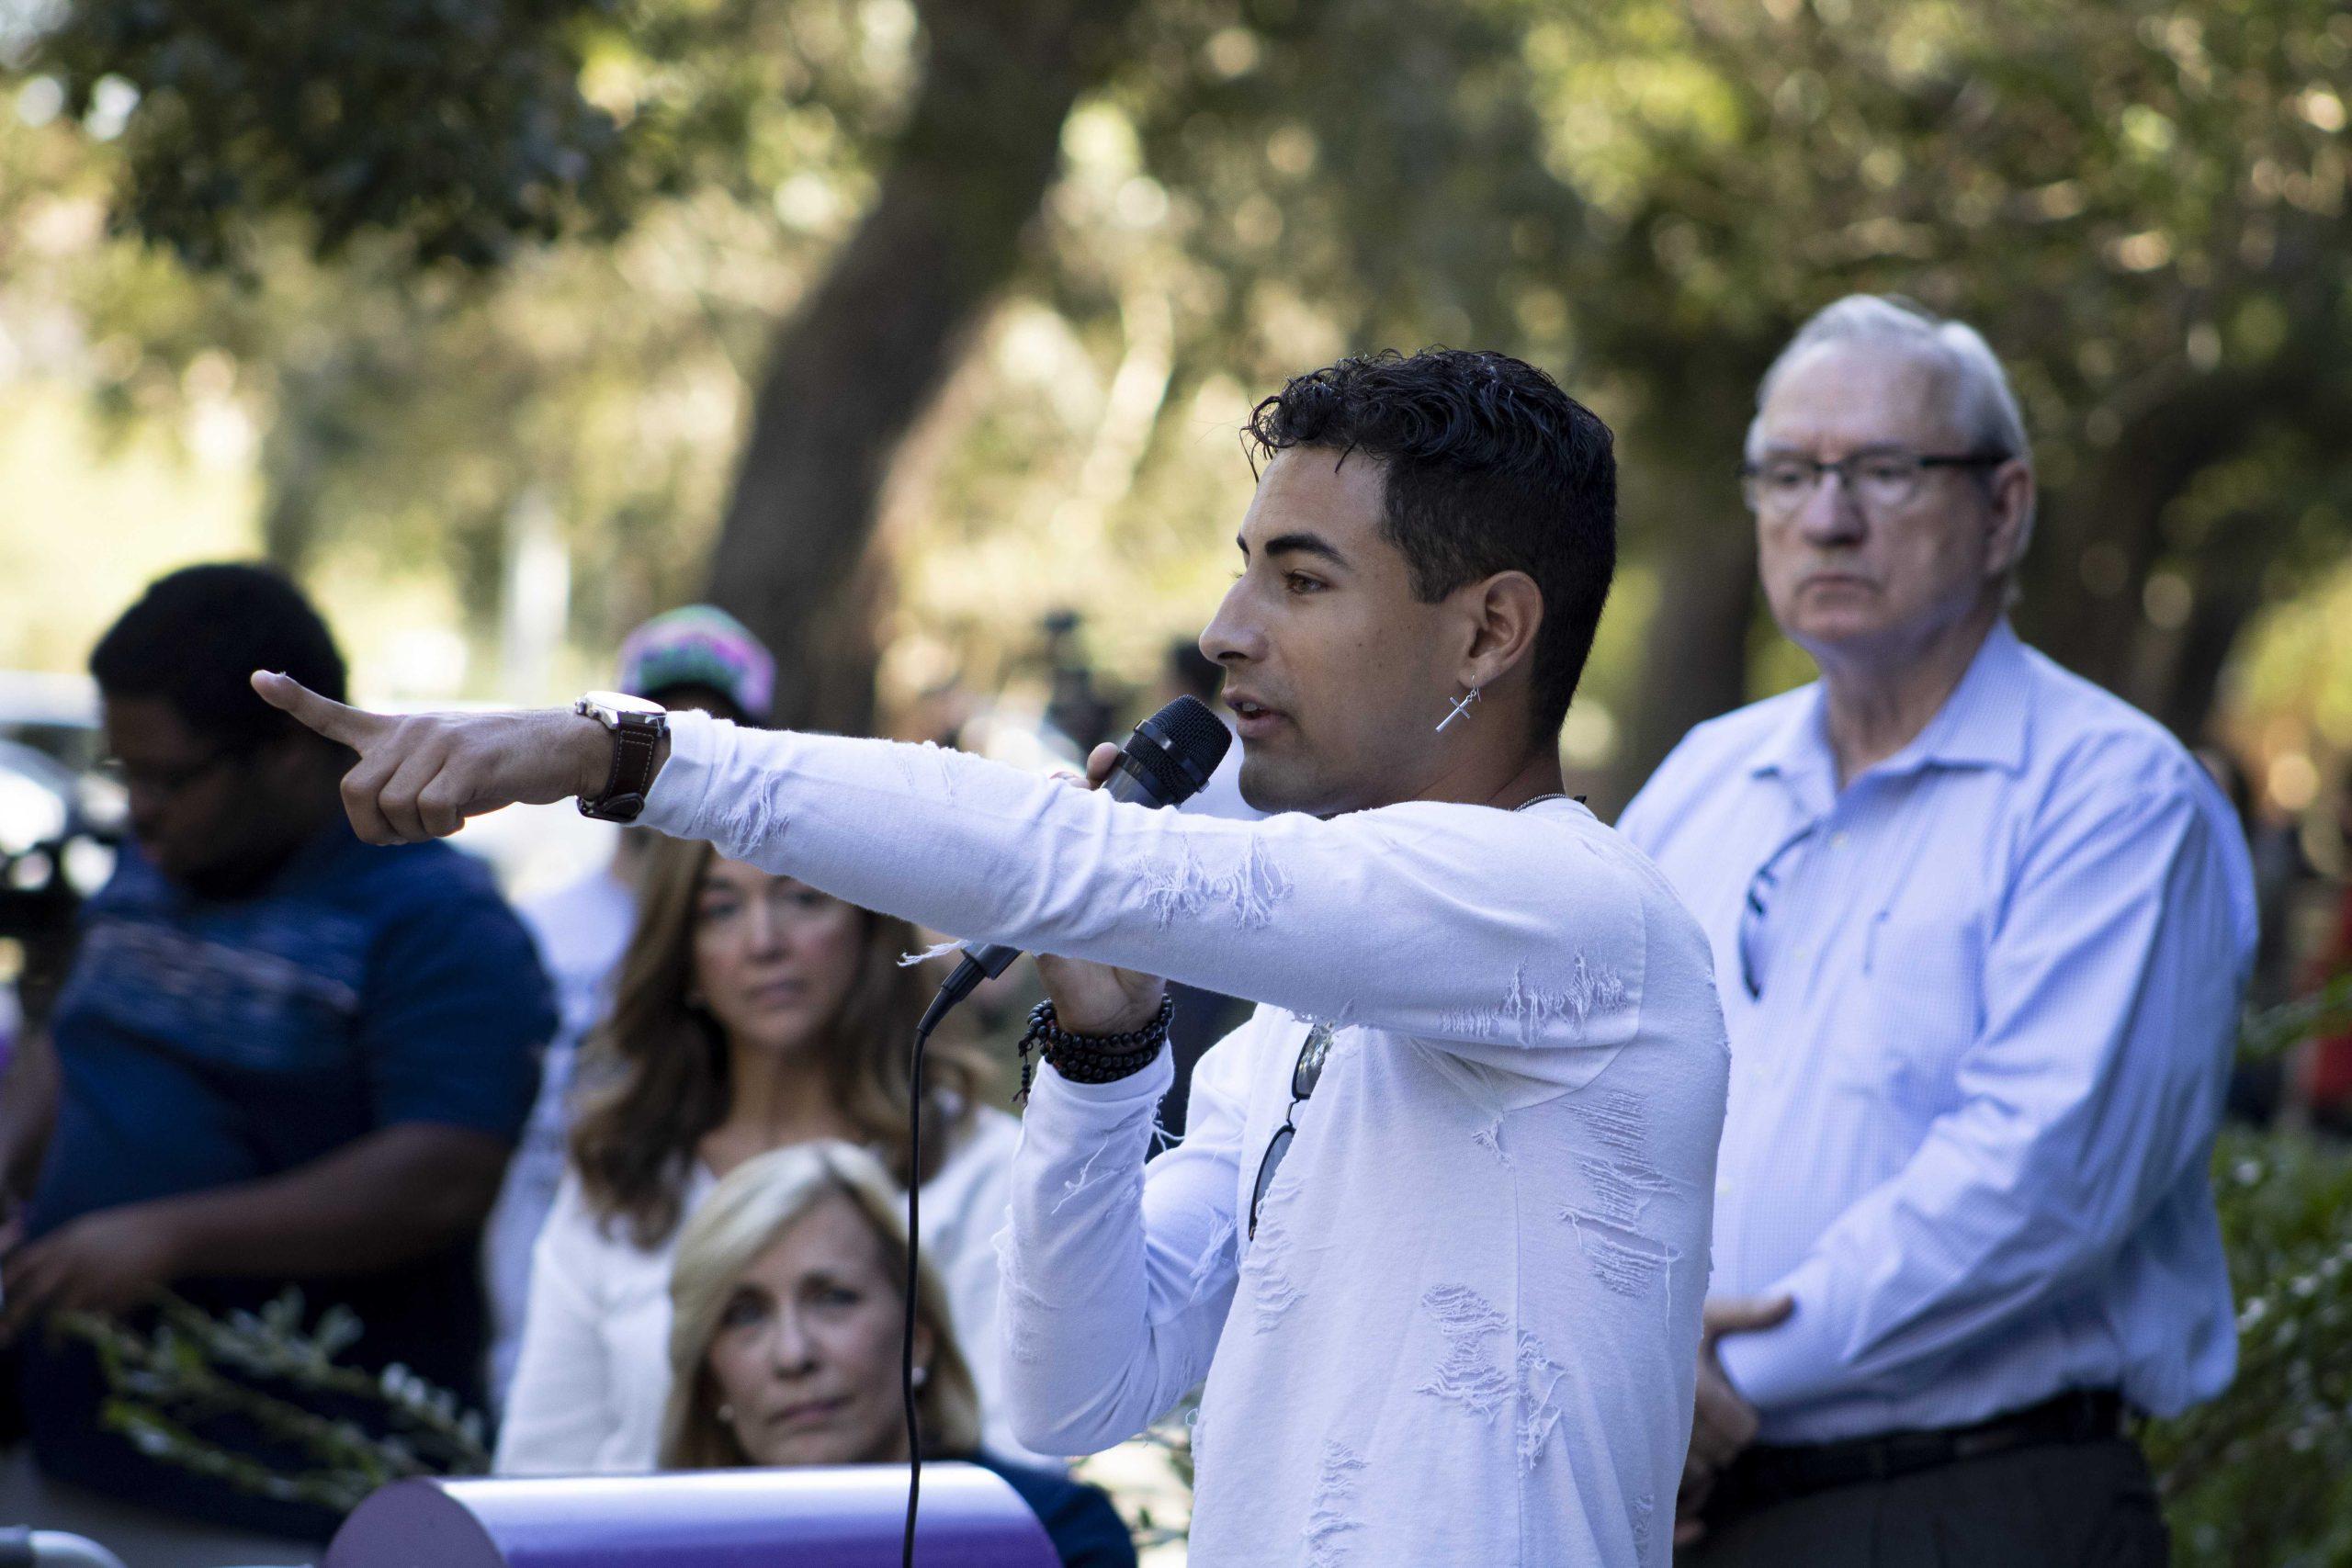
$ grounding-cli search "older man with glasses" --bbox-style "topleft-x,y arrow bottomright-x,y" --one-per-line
1617,296 -> 2256,1567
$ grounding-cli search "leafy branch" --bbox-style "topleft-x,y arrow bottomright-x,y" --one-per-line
54,1288 -> 489,1516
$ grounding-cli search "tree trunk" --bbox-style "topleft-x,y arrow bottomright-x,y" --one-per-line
258,354 -> 354,580
703,0 -> 1142,734
2020,353 -> 2332,693
1601,335 -> 1777,808
1609,518 -> 1758,811
2148,567 -> 2263,743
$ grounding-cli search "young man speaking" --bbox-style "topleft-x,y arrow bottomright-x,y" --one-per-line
256,349 -> 1729,1565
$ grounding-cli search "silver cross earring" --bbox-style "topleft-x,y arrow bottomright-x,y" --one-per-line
1436,685 -> 1482,732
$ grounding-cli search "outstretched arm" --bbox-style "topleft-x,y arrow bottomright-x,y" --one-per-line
251,671 -> 619,842
254,675 -> 1653,1070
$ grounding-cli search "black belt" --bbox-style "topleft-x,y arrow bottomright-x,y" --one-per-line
1708,1389 -> 2127,1522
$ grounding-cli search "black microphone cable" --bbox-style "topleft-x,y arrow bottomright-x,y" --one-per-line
896,696 -> 1229,1568
899,983 -> 958,1568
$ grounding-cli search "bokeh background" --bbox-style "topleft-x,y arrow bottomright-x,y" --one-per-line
5,3 -> 2352,1562
6,0 -> 2351,819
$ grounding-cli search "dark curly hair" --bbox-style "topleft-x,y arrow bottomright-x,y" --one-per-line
1242,348 -> 1616,742
90,562 -> 348,750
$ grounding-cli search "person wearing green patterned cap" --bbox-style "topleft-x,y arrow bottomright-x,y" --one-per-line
481,605 -> 778,1403
618,604 -> 776,727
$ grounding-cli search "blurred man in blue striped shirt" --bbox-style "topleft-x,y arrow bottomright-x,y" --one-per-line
1619,296 -> 2256,1566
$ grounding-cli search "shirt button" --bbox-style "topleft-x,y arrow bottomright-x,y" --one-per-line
1831,831 -> 1849,849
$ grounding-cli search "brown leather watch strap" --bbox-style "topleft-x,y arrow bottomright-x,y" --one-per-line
581,714 -> 662,822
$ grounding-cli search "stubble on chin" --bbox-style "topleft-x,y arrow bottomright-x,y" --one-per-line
1236,754 -> 1312,817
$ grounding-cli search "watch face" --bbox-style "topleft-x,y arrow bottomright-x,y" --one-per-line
581,690 -> 667,717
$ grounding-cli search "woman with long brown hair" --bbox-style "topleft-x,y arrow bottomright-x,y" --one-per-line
495,834 -> 1018,1472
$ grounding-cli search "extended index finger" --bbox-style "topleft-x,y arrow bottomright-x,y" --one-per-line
250,671 -> 382,748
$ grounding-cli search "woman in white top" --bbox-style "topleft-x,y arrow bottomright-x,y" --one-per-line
495,833 -> 1019,1473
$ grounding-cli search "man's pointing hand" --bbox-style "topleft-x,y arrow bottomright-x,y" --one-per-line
251,671 -> 621,844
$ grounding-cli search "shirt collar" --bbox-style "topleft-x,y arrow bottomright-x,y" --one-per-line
1902,617 -> 2031,774
1747,684 -> 1829,784
1747,618 -> 2031,789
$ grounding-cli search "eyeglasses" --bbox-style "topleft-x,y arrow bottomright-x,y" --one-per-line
1250,1021 -> 1334,1240
1740,449 -> 2009,517
97,746 -> 246,800
1737,822 -> 1818,1001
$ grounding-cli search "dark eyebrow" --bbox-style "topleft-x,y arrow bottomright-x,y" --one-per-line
797,1269 -> 861,1294
1259,531 -> 1350,569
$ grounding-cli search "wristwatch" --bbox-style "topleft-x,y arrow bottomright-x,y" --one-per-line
573,691 -> 668,822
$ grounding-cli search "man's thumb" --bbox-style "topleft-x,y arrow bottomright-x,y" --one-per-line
1702,1292 -> 1794,1341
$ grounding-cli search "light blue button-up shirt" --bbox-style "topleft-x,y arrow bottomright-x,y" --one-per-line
1618,620 -> 2256,1443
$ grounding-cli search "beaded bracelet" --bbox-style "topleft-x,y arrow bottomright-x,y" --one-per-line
1015,995 -> 1175,1100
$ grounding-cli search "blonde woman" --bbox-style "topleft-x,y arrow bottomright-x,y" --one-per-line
497,837 -> 1021,1472
663,1144 -> 1134,1568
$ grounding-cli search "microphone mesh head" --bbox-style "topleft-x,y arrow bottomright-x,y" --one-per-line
1134,694 -> 1234,798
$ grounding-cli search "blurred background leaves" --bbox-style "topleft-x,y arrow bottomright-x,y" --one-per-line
5,0 -> 2349,809
6,4 -> 2352,1559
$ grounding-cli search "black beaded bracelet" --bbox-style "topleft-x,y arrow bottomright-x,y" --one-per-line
1015,995 -> 1175,1100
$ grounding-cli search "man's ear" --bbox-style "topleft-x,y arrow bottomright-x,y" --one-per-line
1453,570 -> 1545,693
1984,459 -> 2035,578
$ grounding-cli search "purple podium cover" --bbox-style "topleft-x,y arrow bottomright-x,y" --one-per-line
324,1464 -> 1059,1568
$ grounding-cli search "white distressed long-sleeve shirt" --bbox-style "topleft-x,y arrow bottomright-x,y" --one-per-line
639,711 -> 1730,1567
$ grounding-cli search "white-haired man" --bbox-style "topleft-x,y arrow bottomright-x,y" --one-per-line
1619,296 -> 2255,1566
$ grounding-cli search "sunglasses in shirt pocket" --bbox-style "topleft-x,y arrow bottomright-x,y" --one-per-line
1857,908 -> 1987,1122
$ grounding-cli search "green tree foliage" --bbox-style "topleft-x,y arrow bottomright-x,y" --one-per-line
2152,1125 -> 2352,1567
2140,976 -> 2352,1566
7,0 -> 2349,750
36,0 -> 639,269
62,1289 -> 488,1515
1527,0 -> 2352,791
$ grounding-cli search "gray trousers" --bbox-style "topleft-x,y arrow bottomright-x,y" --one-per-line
1682,1438 -> 2170,1568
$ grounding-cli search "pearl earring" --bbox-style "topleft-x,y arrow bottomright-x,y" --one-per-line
913,1365 -> 930,1390
717,1402 -> 735,1423
1436,685 -> 1482,732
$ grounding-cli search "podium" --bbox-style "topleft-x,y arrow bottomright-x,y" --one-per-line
324,1464 -> 1059,1568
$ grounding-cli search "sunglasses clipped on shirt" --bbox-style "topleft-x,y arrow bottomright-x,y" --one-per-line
1737,821 -> 1819,1001
1250,1021 -> 1336,1240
